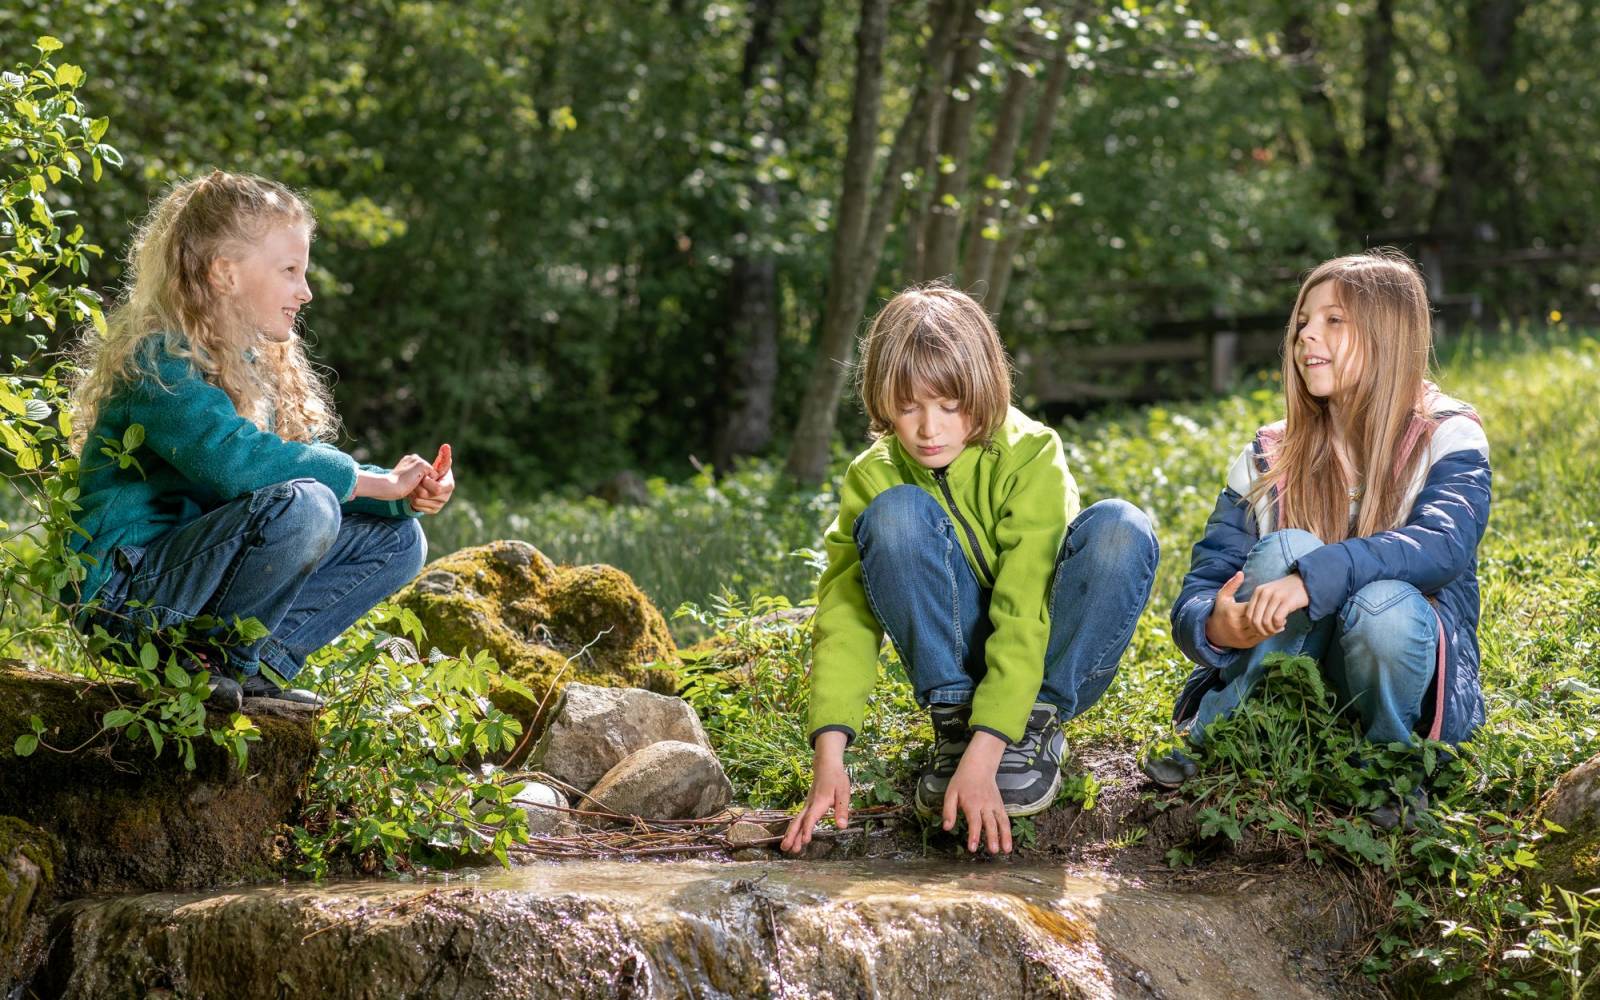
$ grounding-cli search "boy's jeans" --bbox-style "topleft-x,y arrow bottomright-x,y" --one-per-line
1184,528 -> 1438,746
85,479 -> 428,681
853,485 -> 1159,723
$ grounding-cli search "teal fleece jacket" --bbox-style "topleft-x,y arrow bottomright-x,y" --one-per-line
808,407 -> 1079,744
68,340 -> 419,606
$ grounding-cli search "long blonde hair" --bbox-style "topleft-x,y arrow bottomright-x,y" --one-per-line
1248,249 -> 1435,542
69,170 -> 339,454
858,283 -> 1013,447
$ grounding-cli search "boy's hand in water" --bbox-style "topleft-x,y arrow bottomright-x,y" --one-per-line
357,453 -> 433,500
409,444 -> 455,514
781,731 -> 851,854
943,730 -> 1012,854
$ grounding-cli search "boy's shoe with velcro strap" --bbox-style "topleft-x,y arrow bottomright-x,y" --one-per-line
913,702 -> 972,819
995,702 -> 1066,817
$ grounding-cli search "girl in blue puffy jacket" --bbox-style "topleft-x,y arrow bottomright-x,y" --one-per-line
1146,249 -> 1491,827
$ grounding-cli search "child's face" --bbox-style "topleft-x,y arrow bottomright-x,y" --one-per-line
891,389 -> 973,469
1294,280 -> 1363,400
216,223 -> 313,343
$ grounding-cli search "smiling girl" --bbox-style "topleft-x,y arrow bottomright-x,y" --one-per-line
1146,249 -> 1491,829
65,171 -> 454,710
781,284 -> 1158,856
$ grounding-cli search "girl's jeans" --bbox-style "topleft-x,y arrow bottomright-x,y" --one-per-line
853,486 -> 1159,723
84,479 -> 428,681
1185,528 -> 1438,746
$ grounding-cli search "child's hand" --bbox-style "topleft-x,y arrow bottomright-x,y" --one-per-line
1204,572 -> 1275,649
943,731 -> 1012,854
408,444 -> 455,514
1244,573 -> 1310,637
356,454 -> 433,501
781,733 -> 851,854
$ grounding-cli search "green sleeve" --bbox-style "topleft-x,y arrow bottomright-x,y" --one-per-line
805,456 -> 886,745
969,432 -> 1077,742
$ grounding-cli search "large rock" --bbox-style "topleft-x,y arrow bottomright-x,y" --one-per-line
0,666 -> 316,895
585,740 -> 732,820
529,683 -> 711,790
39,859 -> 1336,999
1532,751 -> 1600,893
508,782 -> 577,839
1,816 -> 59,994
392,541 -> 678,732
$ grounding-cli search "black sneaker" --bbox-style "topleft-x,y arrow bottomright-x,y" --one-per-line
1369,787 -> 1429,832
170,650 -> 242,714
995,702 -> 1066,817
914,703 -> 972,819
240,672 -> 326,708
1141,747 -> 1200,790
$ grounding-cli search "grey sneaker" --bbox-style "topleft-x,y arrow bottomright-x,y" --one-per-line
1370,787 -> 1429,832
914,703 -> 972,819
1141,747 -> 1200,789
995,702 -> 1066,817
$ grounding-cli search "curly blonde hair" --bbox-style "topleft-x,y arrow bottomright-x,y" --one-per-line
69,170 -> 340,453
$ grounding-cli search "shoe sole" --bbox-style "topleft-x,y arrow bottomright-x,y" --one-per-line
1001,766 -> 1062,818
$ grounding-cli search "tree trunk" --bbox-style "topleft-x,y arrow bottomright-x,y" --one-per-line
1283,6 -> 1357,241
783,0 -> 966,485
986,47 -> 1069,319
1352,0 -> 1396,234
959,54 -> 1034,291
916,24 -> 986,282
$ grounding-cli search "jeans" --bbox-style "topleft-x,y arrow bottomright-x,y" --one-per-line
85,479 -> 428,681
853,486 -> 1159,723
1186,528 -> 1438,746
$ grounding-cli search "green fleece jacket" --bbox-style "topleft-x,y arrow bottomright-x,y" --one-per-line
808,407 -> 1079,745
68,339 -> 420,606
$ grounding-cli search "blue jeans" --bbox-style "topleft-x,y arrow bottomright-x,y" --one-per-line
84,479 -> 428,681
1186,528 -> 1438,746
853,486 -> 1159,723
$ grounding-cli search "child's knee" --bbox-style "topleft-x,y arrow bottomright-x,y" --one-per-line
1243,528 -> 1321,585
854,484 -> 942,554
397,518 -> 427,579
253,479 -> 342,561
1340,581 -> 1432,650
1070,498 -> 1157,563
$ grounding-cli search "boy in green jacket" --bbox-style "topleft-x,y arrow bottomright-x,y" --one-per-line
781,286 -> 1158,855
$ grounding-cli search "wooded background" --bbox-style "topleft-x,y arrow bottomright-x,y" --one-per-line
3,0 -> 1594,490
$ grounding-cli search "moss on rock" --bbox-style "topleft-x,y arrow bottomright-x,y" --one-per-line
0,666 -> 316,896
1,815 -> 60,992
393,540 -> 677,729
1532,751 -> 1600,895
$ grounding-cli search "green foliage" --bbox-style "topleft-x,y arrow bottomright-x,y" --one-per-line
292,604 -> 532,877
671,590 -> 925,808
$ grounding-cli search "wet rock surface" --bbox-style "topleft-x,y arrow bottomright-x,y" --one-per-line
585,740 -> 733,821
391,541 -> 678,732
0,666 -> 316,896
41,859 -> 1342,1000
1,816 -> 59,993
530,682 -> 711,790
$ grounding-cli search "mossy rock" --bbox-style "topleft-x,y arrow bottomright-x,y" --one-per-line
1531,751 -> 1600,894
393,540 -> 678,731
1,815 -> 60,993
0,666 -> 316,896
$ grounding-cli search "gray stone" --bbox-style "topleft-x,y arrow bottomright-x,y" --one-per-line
529,683 -> 711,791
1,816 -> 58,993
413,570 -> 459,596
586,740 -> 732,820
1532,751 -> 1600,893
510,782 -> 577,838
728,819 -> 772,862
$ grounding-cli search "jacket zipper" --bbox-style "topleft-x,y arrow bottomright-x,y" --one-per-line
932,467 -> 994,587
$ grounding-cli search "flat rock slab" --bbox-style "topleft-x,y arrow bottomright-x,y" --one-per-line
41,860 -> 1335,999
586,740 -> 732,820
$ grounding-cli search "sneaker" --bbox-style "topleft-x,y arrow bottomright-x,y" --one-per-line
914,703 -> 972,819
1369,787 -> 1429,832
240,672 -> 326,708
169,649 -> 242,714
994,702 -> 1066,817
1141,747 -> 1200,790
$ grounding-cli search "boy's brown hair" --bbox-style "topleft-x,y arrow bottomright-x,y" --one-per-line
858,283 -> 1013,445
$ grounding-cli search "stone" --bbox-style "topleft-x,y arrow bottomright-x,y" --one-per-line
0,665 -> 316,895
1531,751 -> 1600,893
391,541 -> 678,737
528,682 -> 711,791
509,782 -> 576,839
39,859 -> 1336,999
727,819 -> 773,862
1,815 -> 59,994
585,741 -> 732,821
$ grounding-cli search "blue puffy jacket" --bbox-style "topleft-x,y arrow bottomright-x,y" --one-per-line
1169,396 -> 1492,746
